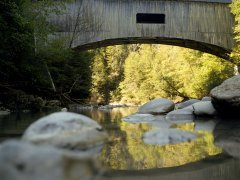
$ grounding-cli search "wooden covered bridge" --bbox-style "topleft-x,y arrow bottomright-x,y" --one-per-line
50,0 -> 235,59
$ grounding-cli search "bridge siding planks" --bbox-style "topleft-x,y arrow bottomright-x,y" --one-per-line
50,0 -> 234,53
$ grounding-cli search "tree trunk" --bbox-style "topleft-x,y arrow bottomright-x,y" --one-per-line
234,65 -> 240,75
44,63 -> 56,92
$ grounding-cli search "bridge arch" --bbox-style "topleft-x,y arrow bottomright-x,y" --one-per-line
73,37 -> 231,59
50,0 -> 235,59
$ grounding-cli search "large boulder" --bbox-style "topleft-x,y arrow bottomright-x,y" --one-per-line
143,128 -> 197,145
175,99 -> 200,109
137,98 -> 174,115
192,101 -> 217,116
0,140 -> 102,180
22,112 -> 108,152
210,75 -> 240,117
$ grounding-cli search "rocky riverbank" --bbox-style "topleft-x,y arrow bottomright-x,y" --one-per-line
0,90 -> 68,114
122,75 -> 240,153
0,75 -> 240,180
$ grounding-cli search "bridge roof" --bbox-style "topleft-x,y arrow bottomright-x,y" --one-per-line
132,0 -> 232,3
175,0 -> 232,3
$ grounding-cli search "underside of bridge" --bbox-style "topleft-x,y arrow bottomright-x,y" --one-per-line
50,0 -> 235,60
74,37 -> 231,60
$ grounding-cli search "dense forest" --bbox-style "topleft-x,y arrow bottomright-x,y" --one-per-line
0,0 -> 240,111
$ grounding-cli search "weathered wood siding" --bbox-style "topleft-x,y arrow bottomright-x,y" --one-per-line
50,0 -> 234,55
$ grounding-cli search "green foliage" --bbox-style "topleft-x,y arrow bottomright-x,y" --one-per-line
23,38 -> 94,100
118,45 -> 234,104
230,0 -> 240,66
230,0 -> 240,42
0,0 -> 33,82
0,0 -> 93,110
0,0 -> 236,110
90,45 -> 129,104
22,0 -> 69,49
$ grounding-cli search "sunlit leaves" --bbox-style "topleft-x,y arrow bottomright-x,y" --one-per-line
230,0 -> 240,42
119,45 -> 233,104
230,0 -> 240,65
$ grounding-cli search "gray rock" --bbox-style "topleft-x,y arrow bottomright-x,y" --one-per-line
138,98 -> 174,115
22,112 -> 108,152
61,107 -> 68,112
175,99 -> 200,109
210,75 -> 240,117
143,128 -> 197,145
201,96 -> 211,101
166,108 -> 195,122
123,114 -> 171,128
123,113 -> 160,124
0,110 -> 10,116
0,140 -> 102,180
192,101 -> 217,116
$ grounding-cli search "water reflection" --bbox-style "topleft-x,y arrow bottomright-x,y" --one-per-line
103,154 -> 240,180
77,108 -> 221,170
214,118 -> 240,159
118,122 -> 221,169
0,108 -> 232,171
1,107 -> 240,179
0,112 -> 51,141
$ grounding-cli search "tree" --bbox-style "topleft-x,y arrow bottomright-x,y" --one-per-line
0,0 -> 33,85
230,0 -> 240,73
90,45 -> 129,104
119,44 -> 234,104
21,0 -> 70,92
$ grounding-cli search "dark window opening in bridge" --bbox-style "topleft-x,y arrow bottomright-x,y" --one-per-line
136,13 -> 165,24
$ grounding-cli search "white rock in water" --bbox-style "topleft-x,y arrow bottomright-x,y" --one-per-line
175,99 -> 200,109
22,112 -> 108,151
138,98 -> 175,115
166,108 -> 195,122
0,140 -> 102,180
61,108 -> 67,112
192,101 -> 217,116
143,128 -> 197,145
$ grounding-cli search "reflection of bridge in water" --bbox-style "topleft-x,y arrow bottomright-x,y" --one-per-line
50,0 -> 234,59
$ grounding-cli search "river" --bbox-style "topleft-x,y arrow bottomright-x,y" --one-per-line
0,107 -> 240,179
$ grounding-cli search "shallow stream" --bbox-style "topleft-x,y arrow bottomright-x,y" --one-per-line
0,107 -> 240,179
